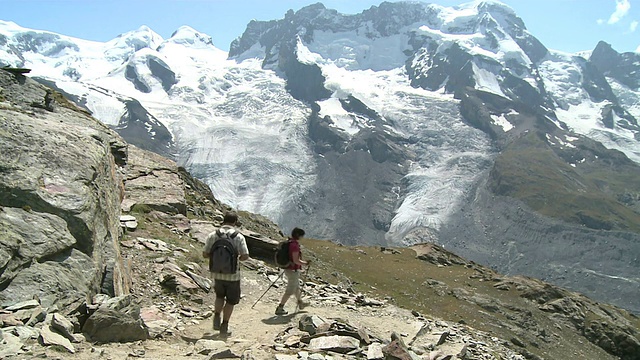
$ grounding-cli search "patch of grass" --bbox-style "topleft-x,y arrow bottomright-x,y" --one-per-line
489,132 -> 640,232
130,204 -> 154,214
122,212 -> 206,270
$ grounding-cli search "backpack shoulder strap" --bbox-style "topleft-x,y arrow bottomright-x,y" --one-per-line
215,227 -> 239,241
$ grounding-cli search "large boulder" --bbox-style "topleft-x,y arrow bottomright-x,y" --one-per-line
0,69 -> 131,308
82,295 -> 149,343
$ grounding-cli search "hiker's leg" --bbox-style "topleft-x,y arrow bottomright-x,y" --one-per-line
214,297 -> 225,313
223,280 -> 241,321
280,269 -> 300,306
213,280 -> 227,314
222,303 -> 234,321
213,280 -> 226,314
279,270 -> 297,305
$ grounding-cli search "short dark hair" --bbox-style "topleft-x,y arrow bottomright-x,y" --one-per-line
291,227 -> 305,239
223,211 -> 238,224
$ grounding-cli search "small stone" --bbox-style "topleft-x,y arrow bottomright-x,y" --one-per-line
119,215 -> 137,222
436,331 -> 450,346
194,339 -> 226,355
309,335 -> 360,354
367,343 -> 384,359
5,300 -> 40,311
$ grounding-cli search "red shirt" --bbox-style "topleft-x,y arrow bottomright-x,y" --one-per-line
288,238 -> 302,270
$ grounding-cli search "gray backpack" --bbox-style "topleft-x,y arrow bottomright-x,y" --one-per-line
209,228 -> 239,274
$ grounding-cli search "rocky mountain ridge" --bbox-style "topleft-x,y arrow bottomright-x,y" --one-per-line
1,68 -> 639,360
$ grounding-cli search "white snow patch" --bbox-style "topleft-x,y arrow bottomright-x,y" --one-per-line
307,28 -> 411,71
490,112 -> 514,131
318,97 -> 359,135
472,62 -> 506,97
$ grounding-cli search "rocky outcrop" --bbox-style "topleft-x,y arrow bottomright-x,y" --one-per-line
114,99 -> 175,159
121,145 -> 186,215
590,41 -> 640,90
0,69 -> 131,308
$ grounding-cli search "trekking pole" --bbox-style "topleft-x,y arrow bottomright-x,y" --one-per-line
305,260 -> 312,280
251,270 -> 285,309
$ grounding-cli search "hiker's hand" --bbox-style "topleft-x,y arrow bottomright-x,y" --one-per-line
306,259 -> 312,266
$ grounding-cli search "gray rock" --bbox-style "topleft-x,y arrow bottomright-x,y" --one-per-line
139,306 -> 175,339
298,314 -> 328,335
194,339 -> 227,355
2,250 -> 95,309
25,306 -> 47,326
119,215 -> 137,222
144,319 -> 172,339
366,342 -> 384,359
39,325 -> 75,353
11,326 -> 40,341
190,220 -> 218,244
159,263 -> 200,293
308,335 -> 360,354
0,70 -> 131,308
185,270 -> 212,292
4,299 -> 40,311
0,208 -> 77,304
51,313 -> 75,341
0,330 -> 25,358
274,355 -> 298,360
139,237 -> 171,252
121,145 -> 186,214
123,220 -> 138,230
82,296 -> 149,343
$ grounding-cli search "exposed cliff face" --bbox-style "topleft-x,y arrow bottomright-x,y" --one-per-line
0,69 -> 130,308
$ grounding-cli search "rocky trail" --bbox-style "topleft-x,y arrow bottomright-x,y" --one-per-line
5,250 -> 524,360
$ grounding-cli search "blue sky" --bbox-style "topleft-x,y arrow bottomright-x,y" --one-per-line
1,0 -> 638,54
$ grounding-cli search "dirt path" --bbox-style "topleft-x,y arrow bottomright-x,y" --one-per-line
34,268 -> 422,360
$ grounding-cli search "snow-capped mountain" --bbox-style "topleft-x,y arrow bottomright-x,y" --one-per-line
1,1 -> 639,313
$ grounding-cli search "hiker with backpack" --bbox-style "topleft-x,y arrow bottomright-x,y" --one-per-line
202,211 -> 249,336
275,227 -> 310,315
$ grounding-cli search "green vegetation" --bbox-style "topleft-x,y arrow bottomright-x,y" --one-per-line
489,132 -> 640,232
300,238 -> 640,360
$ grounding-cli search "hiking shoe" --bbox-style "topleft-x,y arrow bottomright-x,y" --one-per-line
213,313 -> 221,330
219,322 -> 230,336
275,304 -> 288,315
297,300 -> 309,310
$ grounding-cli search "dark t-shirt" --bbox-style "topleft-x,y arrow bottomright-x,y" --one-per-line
287,238 -> 302,270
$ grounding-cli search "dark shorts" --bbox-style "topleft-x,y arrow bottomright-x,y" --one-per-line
214,280 -> 241,305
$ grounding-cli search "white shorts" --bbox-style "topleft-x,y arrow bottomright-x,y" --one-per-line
284,269 -> 300,295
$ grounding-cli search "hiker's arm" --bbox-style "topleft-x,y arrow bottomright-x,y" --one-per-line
238,237 -> 250,261
291,251 -> 308,266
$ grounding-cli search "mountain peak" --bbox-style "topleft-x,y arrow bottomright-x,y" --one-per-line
166,25 -> 215,48
107,25 -> 163,52
296,2 -> 328,16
